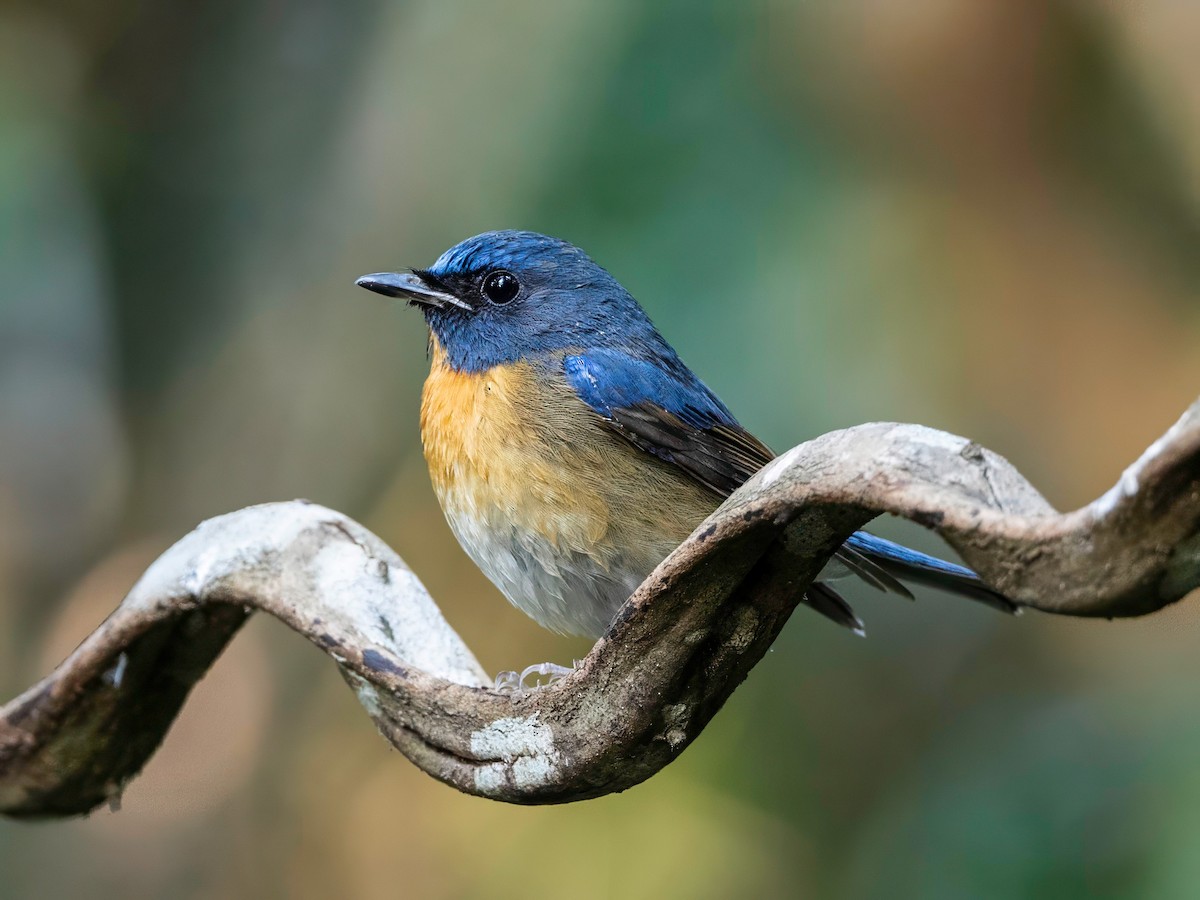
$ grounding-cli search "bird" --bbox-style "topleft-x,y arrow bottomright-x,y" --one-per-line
356,231 -> 1013,682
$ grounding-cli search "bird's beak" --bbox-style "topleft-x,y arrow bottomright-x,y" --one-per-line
354,271 -> 470,310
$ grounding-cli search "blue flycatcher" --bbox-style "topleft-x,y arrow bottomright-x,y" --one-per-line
357,231 -> 1011,667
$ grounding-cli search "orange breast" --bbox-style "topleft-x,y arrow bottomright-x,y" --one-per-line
419,336 -> 611,551
418,334 -> 724,635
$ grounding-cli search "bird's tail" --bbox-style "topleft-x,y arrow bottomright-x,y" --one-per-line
843,531 -> 1015,612
801,530 -> 1015,635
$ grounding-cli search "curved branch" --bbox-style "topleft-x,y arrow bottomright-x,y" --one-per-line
2,401 -> 1198,818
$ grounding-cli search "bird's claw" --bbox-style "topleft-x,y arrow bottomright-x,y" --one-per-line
494,661 -> 580,695
494,670 -> 523,693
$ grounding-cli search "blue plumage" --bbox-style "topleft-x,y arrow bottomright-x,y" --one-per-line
417,231 -> 671,373
843,531 -> 977,581
356,230 -> 1015,640
842,532 -> 1011,611
564,350 -> 736,428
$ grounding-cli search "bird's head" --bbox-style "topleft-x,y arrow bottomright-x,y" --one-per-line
356,230 -> 666,372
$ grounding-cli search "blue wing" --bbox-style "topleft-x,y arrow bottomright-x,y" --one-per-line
563,349 -> 1014,625
564,349 -> 775,495
564,348 -> 739,434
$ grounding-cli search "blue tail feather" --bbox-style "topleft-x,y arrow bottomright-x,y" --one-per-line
842,531 -> 1015,613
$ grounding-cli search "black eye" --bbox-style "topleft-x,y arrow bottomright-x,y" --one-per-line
481,270 -> 520,304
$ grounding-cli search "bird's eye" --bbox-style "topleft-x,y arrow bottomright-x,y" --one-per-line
481,270 -> 520,305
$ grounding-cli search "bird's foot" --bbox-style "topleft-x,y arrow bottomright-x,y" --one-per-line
494,661 -> 580,695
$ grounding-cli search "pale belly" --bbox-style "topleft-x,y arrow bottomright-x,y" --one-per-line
420,341 -> 719,638
437,494 -> 669,638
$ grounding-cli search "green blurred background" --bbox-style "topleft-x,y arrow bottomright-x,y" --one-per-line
2,0 -> 1200,897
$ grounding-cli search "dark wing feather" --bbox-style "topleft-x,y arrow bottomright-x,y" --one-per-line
561,348 -> 1013,629
564,349 -> 775,496
605,399 -> 916,629
564,350 -> 865,633
609,402 -> 774,496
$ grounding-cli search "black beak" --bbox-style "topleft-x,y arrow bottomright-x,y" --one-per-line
354,272 -> 470,310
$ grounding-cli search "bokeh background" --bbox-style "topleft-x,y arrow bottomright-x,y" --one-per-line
2,0 -> 1200,897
